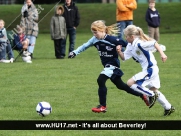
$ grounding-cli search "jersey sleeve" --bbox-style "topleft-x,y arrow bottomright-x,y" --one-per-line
123,44 -> 133,60
73,37 -> 94,55
139,40 -> 156,51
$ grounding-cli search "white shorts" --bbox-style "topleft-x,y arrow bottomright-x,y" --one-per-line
100,64 -> 123,79
132,65 -> 160,89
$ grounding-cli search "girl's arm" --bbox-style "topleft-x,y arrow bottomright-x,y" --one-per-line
116,45 -> 125,60
68,37 -> 94,58
154,42 -> 167,62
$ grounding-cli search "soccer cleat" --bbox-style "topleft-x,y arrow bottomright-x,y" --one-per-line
141,94 -> 150,106
92,105 -> 107,113
149,92 -> 158,109
164,106 -> 175,116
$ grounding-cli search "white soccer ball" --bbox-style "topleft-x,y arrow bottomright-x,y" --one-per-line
36,101 -> 52,117
22,56 -> 32,63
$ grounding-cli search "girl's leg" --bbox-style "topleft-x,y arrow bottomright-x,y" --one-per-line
92,74 -> 108,113
97,74 -> 109,107
111,77 -> 152,106
111,77 -> 142,97
128,78 -> 155,97
127,78 -> 157,108
156,90 -> 171,109
150,87 -> 175,116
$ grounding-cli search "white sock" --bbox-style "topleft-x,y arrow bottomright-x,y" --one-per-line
156,90 -> 171,110
130,84 -> 155,96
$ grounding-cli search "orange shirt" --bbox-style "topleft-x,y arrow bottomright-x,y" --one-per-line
116,0 -> 137,21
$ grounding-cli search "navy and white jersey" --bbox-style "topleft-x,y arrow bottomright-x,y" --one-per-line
73,34 -> 127,68
123,38 -> 157,70
145,8 -> 160,28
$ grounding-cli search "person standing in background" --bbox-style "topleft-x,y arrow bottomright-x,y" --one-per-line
50,5 -> 67,59
145,0 -> 160,42
62,0 -> 80,58
116,0 -> 137,39
20,0 -> 39,59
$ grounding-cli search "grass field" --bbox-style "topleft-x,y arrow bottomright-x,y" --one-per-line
0,2 -> 181,136
0,32 -> 180,135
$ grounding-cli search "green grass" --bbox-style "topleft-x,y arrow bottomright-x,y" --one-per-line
0,3 -> 181,136
0,33 -> 181,135
0,3 -> 181,34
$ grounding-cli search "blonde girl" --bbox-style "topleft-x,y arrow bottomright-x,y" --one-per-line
116,25 -> 175,116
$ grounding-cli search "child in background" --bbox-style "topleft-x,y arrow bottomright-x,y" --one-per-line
145,0 -> 160,42
14,25 -> 30,57
145,1 -> 166,53
50,5 -> 66,59
0,19 -> 14,63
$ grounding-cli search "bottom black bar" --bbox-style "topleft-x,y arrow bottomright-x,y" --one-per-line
0,120 -> 180,130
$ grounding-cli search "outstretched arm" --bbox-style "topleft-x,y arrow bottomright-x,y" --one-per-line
154,42 -> 167,62
68,37 -> 94,58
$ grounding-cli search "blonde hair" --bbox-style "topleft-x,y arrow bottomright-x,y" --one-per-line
123,25 -> 152,41
0,19 -> 5,26
91,20 -> 119,36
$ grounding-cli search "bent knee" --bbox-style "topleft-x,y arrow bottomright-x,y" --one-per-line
127,78 -> 135,87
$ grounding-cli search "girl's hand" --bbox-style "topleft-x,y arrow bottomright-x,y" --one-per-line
161,54 -> 167,63
116,45 -> 122,52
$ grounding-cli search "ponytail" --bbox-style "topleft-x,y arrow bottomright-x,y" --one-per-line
124,25 -> 153,41
91,20 -> 119,36
106,23 -> 119,36
136,27 -> 152,41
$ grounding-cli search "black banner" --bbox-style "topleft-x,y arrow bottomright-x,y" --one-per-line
0,120 -> 181,130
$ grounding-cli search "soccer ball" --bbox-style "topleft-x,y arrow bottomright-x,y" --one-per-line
36,101 -> 52,117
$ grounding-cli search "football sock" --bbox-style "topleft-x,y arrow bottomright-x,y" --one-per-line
98,87 -> 107,107
111,77 -> 142,97
156,90 -> 171,110
130,84 -> 155,96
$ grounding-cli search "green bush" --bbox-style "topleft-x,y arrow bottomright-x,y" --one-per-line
1,3 -> 181,34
